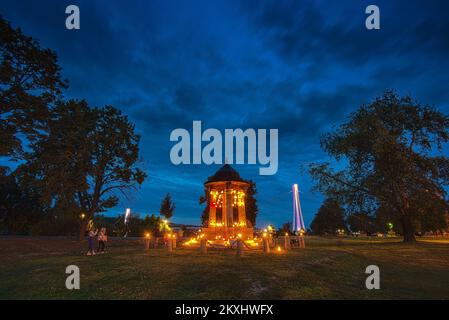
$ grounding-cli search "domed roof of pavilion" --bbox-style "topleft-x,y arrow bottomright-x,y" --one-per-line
205,164 -> 248,183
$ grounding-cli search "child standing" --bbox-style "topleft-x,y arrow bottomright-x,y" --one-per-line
86,228 -> 98,256
97,227 -> 108,254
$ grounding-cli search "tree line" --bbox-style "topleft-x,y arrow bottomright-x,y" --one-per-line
76,193 -> 179,238
0,17 -> 146,237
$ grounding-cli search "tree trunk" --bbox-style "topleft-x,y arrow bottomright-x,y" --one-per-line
79,219 -> 87,241
401,214 -> 416,243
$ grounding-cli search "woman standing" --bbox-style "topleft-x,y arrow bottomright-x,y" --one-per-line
97,227 -> 108,254
87,228 -> 98,256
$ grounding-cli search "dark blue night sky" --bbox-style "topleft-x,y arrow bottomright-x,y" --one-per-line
1,0 -> 449,227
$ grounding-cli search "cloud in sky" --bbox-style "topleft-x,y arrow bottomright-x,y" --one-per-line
1,0 -> 449,227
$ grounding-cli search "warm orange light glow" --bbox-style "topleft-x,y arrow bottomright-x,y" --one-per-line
80,213 -> 86,219
183,238 -> 198,246
145,233 -> 150,238
230,189 -> 245,207
237,233 -> 242,238
245,239 -> 259,247
263,232 -> 267,238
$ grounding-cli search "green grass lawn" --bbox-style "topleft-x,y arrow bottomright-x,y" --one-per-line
0,236 -> 448,299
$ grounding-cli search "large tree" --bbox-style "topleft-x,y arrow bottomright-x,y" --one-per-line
309,91 -> 449,242
23,100 -> 146,239
0,18 -> 146,237
310,198 -> 347,235
0,17 -> 67,163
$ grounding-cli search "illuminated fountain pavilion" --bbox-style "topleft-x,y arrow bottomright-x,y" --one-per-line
202,164 -> 254,240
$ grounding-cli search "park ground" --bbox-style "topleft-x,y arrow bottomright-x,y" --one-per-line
0,236 -> 448,299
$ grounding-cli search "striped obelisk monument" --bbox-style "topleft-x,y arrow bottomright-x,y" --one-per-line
292,184 -> 306,233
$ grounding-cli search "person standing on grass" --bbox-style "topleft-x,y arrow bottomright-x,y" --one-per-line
97,227 -> 108,254
87,228 -> 98,256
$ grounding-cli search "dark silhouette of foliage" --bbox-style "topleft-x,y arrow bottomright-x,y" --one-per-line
0,18 -> 146,237
277,222 -> 292,235
22,100 -> 146,238
309,91 -> 449,242
310,198 -> 347,235
0,173 -> 42,234
141,214 -> 164,237
160,193 -> 175,219
0,17 -> 67,162
346,212 -> 376,234
245,180 -> 258,227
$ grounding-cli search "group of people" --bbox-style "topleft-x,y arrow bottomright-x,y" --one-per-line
86,227 -> 108,256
